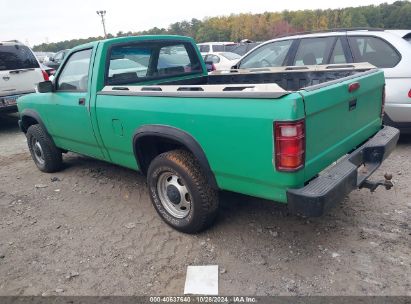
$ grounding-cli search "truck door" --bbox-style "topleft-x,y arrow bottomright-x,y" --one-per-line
47,48 -> 104,159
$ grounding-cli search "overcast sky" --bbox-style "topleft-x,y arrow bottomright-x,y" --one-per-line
0,0 -> 396,46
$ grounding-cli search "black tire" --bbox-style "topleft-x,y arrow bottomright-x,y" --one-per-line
26,124 -> 62,173
147,149 -> 219,234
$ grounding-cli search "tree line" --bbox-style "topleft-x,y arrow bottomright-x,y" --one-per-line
33,1 -> 411,52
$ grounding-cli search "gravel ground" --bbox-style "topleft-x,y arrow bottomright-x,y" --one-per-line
0,113 -> 410,296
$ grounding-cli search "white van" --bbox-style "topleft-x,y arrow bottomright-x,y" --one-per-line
197,42 -> 237,55
0,40 -> 47,113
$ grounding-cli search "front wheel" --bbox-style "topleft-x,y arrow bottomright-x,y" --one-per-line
147,150 -> 219,234
26,124 -> 62,173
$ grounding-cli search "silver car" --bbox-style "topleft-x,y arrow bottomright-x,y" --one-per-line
234,29 -> 411,133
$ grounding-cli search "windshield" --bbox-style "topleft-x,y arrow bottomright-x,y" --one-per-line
220,52 -> 241,60
0,44 -> 39,71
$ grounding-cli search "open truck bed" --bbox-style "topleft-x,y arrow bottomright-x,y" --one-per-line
100,62 -> 395,200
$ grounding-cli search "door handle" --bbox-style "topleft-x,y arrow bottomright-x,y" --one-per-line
78,98 -> 86,106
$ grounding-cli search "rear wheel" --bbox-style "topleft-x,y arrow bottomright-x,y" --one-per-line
26,124 -> 62,173
147,150 -> 218,234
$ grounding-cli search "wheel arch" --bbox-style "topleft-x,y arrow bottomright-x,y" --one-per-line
19,109 -> 60,149
20,109 -> 46,133
133,125 -> 218,189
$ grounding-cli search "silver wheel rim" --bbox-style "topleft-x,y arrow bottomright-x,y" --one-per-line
157,172 -> 191,219
31,137 -> 45,165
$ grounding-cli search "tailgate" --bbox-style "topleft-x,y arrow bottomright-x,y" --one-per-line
300,69 -> 385,181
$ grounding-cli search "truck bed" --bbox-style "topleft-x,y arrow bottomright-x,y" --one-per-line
103,63 -> 376,98
159,63 -> 376,91
97,62 -> 385,202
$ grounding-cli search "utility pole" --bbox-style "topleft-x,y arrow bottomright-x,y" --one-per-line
96,10 -> 107,38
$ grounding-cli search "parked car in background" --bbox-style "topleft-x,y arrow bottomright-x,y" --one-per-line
226,42 -> 261,56
197,42 -> 237,55
233,28 -> 411,133
34,51 -> 55,63
43,49 -> 70,70
203,52 -> 241,70
0,40 -> 48,113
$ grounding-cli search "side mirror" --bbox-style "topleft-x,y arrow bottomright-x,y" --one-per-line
205,60 -> 215,72
37,81 -> 53,93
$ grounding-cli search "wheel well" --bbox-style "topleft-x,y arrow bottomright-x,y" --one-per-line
21,115 -> 39,133
135,135 -> 185,174
133,130 -> 218,189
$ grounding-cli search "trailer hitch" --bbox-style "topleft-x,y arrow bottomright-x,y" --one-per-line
360,173 -> 393,192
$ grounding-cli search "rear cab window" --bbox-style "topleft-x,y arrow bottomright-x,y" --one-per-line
0,44 -> 39,71
348,36 -> 401,68
107,41 -> 203,85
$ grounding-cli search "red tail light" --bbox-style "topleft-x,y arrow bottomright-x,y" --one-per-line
348,82 -> 360,93
41,70 -> 49,81
275,120 -> 305,172
408,89 -> 411,98
381,85 -> 386,119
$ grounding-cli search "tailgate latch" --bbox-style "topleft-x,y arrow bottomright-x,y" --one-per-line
360,173 -> 393,192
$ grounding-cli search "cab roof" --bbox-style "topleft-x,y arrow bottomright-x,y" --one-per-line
71,35 -> 195,52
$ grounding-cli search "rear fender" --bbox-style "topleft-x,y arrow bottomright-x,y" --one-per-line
133,125 -> 218,189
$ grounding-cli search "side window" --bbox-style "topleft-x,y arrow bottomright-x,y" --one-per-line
108,45 -> 151,84
198,45 -> 210,53
329,39 -> 348,64
348,36 -> 400,68
212,45 -> 224,52
57,49 -> 91,91
239,40 -> 293,69
293,37 -> 335,66
107,42 -> 203,85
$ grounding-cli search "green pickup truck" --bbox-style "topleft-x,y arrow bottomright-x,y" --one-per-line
17,35 -> 399,233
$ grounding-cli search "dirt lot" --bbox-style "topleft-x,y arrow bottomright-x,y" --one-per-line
0,113 -> 410,296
